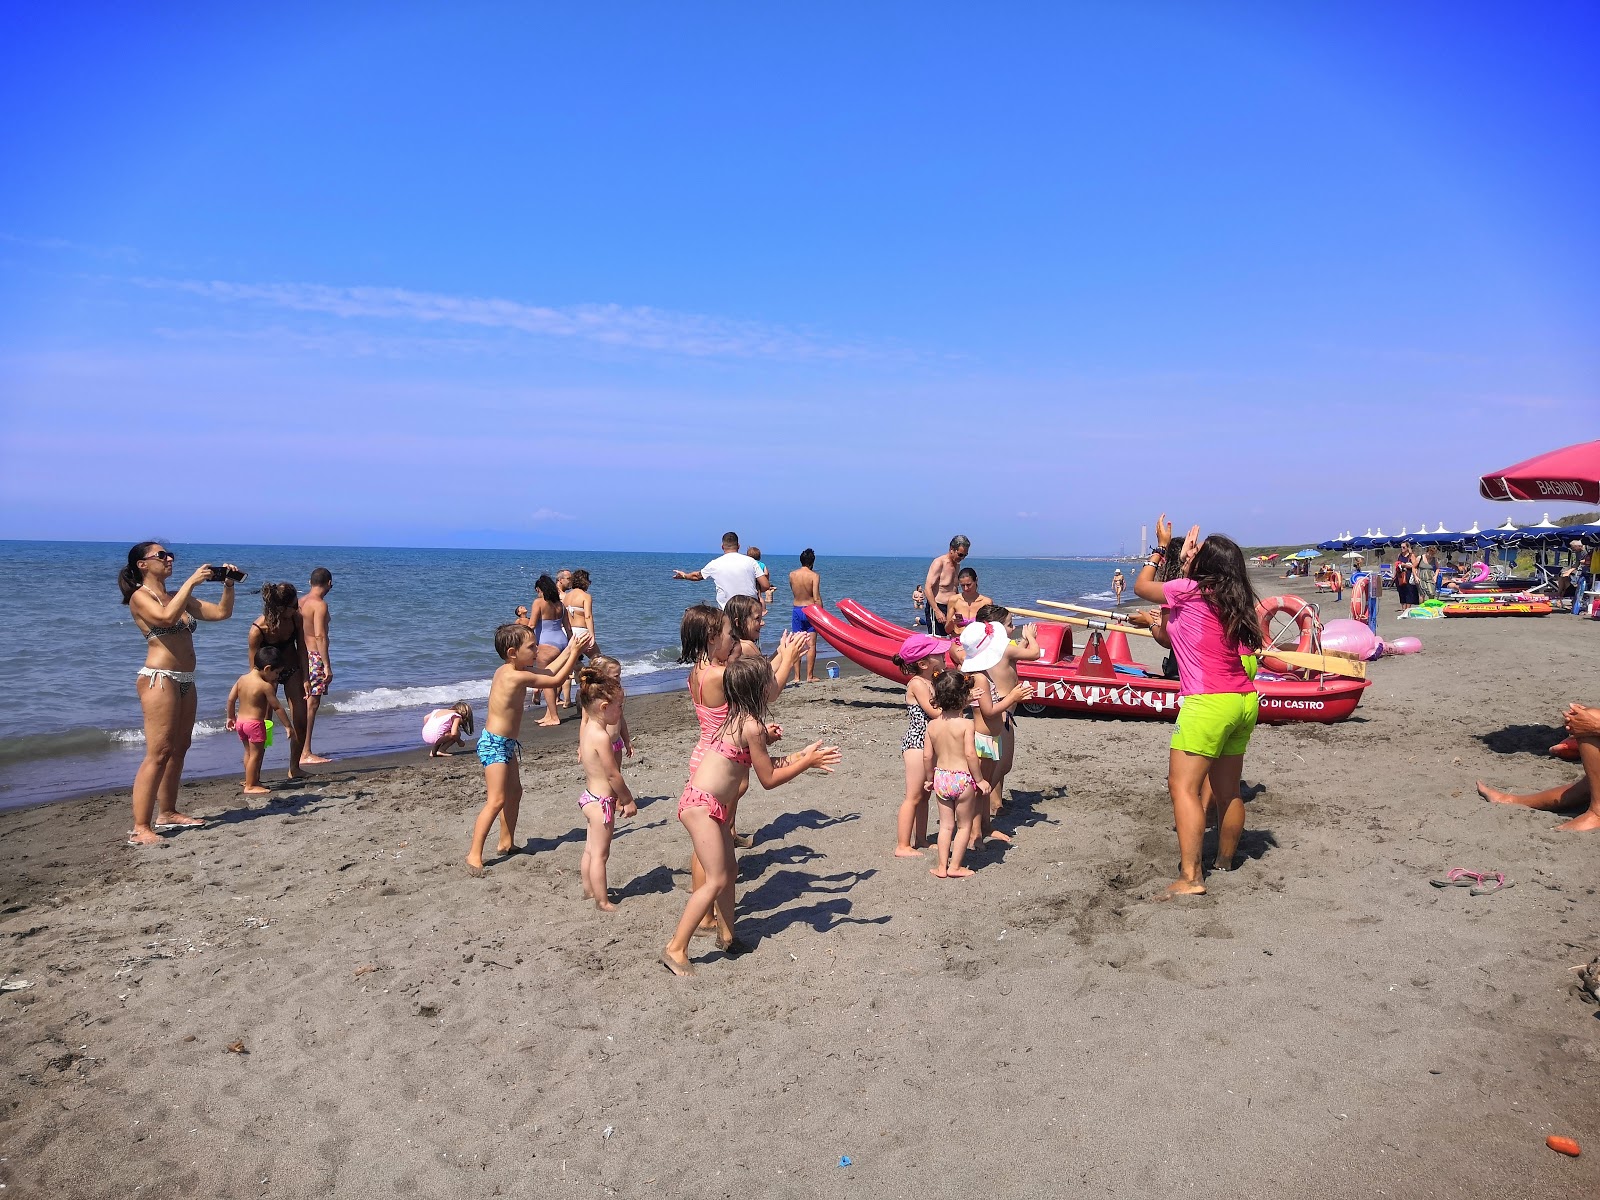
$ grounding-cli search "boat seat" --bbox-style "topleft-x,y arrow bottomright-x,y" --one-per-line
1034,623 -> 1073,664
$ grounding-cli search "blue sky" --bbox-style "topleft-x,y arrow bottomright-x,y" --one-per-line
1,4 -> 1595,554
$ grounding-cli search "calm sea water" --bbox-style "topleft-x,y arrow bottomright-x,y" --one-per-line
0,541 -> 1128,808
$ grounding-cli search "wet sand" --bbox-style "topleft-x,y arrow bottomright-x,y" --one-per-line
2,573 -> 1596,1198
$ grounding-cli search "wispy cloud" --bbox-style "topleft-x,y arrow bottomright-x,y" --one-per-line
0,231 -> 141,262
135,277 -> 884,362
529,508 -> 575,522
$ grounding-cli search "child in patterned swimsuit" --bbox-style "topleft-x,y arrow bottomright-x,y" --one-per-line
659,656 -> 842,978
891,632 -> 949,858
575,666 -> 637,911
922,670 -> 990,879
464,622 -> 589,877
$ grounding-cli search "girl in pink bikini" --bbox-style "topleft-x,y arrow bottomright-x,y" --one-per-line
922,670 -> 990,879
575,667 -> 637,912
660,655 -> 841,977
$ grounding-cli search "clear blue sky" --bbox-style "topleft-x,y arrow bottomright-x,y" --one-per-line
1,4 -> 1595,554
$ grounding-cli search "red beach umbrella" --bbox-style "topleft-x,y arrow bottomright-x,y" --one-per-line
1478,439 -> 1600,505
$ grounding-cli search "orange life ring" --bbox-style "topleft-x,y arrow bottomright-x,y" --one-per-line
1257,594 -> 1318,653
1348,575 -> 1369,622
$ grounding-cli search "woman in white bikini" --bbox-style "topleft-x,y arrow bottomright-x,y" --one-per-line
560,569 -> 595,707
119,541 -> 241,846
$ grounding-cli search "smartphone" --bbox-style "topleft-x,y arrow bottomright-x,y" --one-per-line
209,566 -> 248,583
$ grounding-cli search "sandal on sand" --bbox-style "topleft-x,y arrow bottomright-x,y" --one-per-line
1430,868 -> 1483,888
659,952 -> 694,978
1470,872 -> 1515,896
153,819 -> 207,831
125,833 -> 163,848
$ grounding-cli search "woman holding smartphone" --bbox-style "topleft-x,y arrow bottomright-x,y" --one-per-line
119,542 -> 242,846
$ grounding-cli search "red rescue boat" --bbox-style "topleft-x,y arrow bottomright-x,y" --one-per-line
809,600 -> 1368,724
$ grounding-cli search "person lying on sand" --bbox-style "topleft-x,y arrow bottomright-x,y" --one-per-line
1477,704 -> 1600,832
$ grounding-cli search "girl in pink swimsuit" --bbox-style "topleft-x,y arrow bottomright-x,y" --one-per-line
659,656 -> 842,978
921,670 -> 990,879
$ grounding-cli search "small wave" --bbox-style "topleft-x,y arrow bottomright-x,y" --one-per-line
328,680 -> 491,715
1079,591 -> 1119,603
615,649 -> 683,678
0,720 -> 229,765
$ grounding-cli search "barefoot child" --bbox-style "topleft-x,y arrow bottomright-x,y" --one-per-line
423,702 -> 474,757
922,670 -> 990,878
225,646 -> 290,796
465,623 -> 590,876
578,655 -> 632,763
960,606 -> 1039,845
575,667 -> 637,910
1132,514 -> 1263,896
660,655 -> 841,977
892,632 -> 949,857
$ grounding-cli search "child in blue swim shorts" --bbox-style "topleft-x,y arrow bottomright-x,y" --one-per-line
464,621 -> 589,876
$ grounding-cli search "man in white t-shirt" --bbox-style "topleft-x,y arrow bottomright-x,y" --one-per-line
673,532 -> 771,609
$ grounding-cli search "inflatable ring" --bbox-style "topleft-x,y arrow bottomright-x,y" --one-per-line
1257,594 -> 1319,655
1349,574 -> 1370,622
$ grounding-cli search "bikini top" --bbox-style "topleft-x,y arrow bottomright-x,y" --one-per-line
707,737 -> 752,766
142,613 -> 197,641
137,587 -> 197,640
254,620 -> 297,648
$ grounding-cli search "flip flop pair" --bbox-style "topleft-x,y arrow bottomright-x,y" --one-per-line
1429,868 -> 1514,896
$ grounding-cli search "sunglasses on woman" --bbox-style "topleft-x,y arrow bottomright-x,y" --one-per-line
144,551 -> 175,563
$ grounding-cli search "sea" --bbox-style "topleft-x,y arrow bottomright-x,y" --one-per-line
0,541 -> 1129,810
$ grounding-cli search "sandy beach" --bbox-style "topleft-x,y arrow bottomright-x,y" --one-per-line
3,571 -> 1596,1199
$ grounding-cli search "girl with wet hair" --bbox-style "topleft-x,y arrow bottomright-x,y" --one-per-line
249,582 -> 314,779
120,541 -> 241,845
724,594 -> 765,658
1133,515 -> 1264,898
659,656 -> 841,977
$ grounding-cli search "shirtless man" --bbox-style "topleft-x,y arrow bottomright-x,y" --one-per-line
787,548 -> 822,684
298,567 -> 334,763
945,567 -> 992,633
923,535 -> 970,636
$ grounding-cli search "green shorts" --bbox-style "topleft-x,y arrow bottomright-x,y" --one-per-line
1171,692 -> 1259,759
974,732 -> 1001,761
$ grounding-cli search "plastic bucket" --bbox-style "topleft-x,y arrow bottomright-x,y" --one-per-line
825,661 -> 840,679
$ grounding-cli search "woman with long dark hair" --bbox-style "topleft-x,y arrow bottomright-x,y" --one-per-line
119,541 -> 240,845
248,582 -> 313,779
529,574 -> 571,726
1133,514 -> 1263,896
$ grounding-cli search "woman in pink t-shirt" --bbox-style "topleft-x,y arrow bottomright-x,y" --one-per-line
1133,515 -> 1264,897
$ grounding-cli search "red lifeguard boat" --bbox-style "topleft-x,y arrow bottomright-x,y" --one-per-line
806,600 -> 1369,724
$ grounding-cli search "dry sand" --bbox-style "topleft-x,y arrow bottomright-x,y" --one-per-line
3,572 -> 1597,1198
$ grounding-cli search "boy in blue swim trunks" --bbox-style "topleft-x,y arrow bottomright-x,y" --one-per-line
465,621 -> 590,876
787,548 -> 822,684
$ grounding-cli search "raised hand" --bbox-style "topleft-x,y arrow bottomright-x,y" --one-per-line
187,565 -> 215,589
1182,524 -> 1201,567
766,722 -> 784,742
1155,513 -> 1172,547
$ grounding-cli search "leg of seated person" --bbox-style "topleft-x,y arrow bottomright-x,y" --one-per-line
1477,736 -> 1598,831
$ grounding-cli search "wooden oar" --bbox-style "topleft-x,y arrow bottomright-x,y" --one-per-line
1036,599 -> 1138,622
1260,649 -> 1366,680
1008,607 -> 1156,637
1030,603 -> 1365,679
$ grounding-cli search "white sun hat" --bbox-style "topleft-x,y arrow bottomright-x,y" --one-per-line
958,620 -> 1011,674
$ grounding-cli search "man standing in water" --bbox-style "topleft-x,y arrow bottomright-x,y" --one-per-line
299,567 -> 334,763
923,535 -> 971,635
673,532 -> 771,609
787,548 -> 822,684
